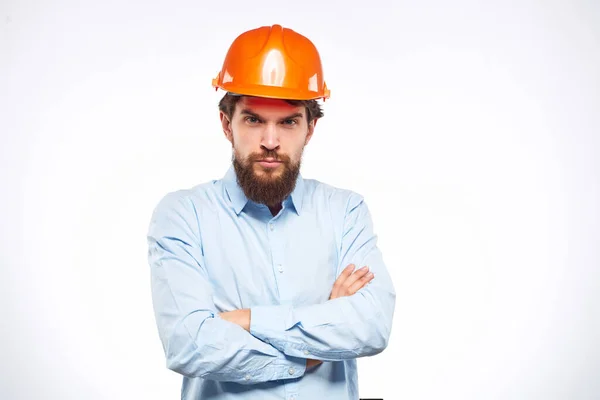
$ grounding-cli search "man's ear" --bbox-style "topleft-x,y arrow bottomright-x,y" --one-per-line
220,112 -> 233,143
305,119 -> 317,145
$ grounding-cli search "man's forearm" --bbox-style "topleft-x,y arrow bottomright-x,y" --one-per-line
218,263 -> 376,366
220,309 -> 323,369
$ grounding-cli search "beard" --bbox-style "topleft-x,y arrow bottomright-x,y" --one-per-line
232,147 -> 302,207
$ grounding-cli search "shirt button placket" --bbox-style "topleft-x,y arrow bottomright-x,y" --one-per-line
270,218 -> 289,303
269,220 -> 282,299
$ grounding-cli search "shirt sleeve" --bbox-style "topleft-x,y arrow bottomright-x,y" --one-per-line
147,191 -> 306,384
249,192 -> 396,361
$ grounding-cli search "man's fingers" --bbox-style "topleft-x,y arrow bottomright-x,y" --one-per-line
340,263 -> 355,278
331,264 -> 355,299
348,272 -> 374,294
342,266 -> 370,290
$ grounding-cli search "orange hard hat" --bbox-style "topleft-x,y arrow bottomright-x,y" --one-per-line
212,24 -> 330,100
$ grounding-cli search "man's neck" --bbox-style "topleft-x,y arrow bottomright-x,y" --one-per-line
268,204 -> 282,216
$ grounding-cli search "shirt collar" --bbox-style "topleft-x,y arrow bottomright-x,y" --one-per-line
222,165 -> 304,216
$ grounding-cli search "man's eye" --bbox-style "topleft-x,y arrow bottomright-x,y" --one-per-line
245,116 -> 260,124
282,119 -> 298,126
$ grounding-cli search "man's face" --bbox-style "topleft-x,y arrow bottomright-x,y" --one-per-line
220,96 -> 316,206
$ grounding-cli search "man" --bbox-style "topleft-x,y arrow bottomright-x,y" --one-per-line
147,24 -> 396,400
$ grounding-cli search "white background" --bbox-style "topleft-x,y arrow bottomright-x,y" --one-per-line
2,0 -> 599,399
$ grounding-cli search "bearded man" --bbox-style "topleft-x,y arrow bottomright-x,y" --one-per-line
147,24 -> 396,400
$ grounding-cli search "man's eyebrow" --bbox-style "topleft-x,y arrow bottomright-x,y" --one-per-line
239,110 -> 304,121
240,109 -> 261,118
280,112 -> 304,121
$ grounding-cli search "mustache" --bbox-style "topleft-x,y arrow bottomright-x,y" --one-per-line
247,150 -> 291,163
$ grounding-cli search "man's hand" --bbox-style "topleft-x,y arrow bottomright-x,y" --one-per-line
306,263 -> 375,370
306,358 -> 322,370
219,309 -> 250,331
329,263 -> 374,300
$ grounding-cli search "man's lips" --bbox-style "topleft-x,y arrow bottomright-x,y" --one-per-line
257,158 -> 281,162
256,159 -> 282,168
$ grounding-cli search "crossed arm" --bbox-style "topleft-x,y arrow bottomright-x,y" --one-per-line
147,192 -> 396,384
219,264 -> 375,369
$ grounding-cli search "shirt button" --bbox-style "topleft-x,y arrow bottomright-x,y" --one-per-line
277,264 -> 284,273
269,223 -> 274,231
288,367 -> 295,375
244,374 -> 250,381
303,350 -> 309,355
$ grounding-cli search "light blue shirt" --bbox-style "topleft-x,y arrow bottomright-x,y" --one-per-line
147,166 -> 396,400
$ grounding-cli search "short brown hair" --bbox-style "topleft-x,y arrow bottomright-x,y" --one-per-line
218,93 -> 324,122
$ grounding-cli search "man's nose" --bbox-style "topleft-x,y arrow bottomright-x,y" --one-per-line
260,123 -> 280,151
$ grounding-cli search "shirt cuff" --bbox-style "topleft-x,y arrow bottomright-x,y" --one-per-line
250,304 -> 294,344
250,304 -> 292,334
269,353 -> 306,380
249,306 -> 306,380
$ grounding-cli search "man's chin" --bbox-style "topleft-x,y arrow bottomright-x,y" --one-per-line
233,153 -> 301,206
253,163 -> 284,177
